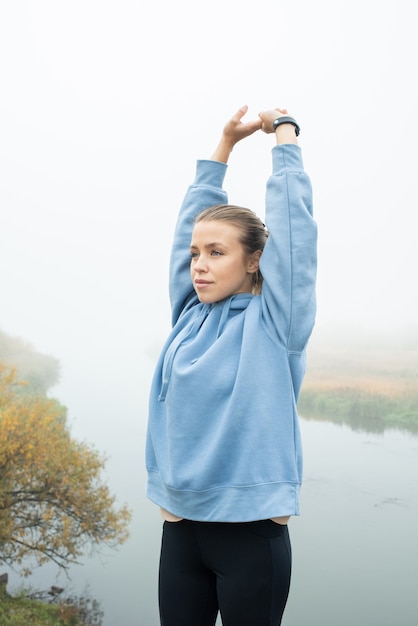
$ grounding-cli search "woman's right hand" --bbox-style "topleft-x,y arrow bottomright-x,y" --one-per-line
211,105 -> 262,163
222,105 -> 262,144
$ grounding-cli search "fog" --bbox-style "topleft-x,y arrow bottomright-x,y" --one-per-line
1,0 -> 417,622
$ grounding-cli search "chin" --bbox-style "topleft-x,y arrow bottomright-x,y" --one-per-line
195,290 -> 220,304
197,295 -> 215,304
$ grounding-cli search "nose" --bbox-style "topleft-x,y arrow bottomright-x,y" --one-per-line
193,255 -> 208,273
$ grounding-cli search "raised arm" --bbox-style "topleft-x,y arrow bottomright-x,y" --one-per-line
169,106 -> 262,324
257,108 -> 317,354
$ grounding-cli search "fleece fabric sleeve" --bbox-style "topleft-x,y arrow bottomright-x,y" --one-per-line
260,144 -> 317,353
169,159 -> 228,326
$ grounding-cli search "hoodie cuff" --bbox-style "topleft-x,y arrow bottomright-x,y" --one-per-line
272,144 -> 304,175
194,159 -> 228,188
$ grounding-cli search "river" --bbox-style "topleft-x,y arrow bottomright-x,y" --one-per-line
8,416 -> 418,625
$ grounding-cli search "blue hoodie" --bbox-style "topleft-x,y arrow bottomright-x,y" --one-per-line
146,144 -> 317,522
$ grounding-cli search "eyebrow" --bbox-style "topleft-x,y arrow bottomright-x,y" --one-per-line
190,242 -> 227,250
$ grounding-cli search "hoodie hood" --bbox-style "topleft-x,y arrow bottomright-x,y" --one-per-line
158,293 -> 253,401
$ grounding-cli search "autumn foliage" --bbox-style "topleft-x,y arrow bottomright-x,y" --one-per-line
0,361 -> 131,574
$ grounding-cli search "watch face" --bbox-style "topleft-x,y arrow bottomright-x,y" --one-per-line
273,117 -> 299,135
274,117 -> 287,128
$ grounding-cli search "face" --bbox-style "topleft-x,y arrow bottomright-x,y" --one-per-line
190,220 -> 260,304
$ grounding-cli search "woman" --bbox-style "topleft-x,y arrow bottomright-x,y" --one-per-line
146,105 -> 317,626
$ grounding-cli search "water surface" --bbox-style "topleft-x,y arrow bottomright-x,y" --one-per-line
10,417 -> 418,625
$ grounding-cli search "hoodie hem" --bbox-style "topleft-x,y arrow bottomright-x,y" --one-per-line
146,472 -> 301,522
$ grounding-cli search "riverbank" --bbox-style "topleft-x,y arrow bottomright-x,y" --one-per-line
299,324 -> 418,434
0,577 -> 102,626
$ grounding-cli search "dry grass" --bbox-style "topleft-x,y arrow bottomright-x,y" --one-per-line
304,324 -> 418,395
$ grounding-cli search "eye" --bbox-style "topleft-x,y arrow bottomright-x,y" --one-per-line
210,250 -> 222,257
190,251 -> 199,259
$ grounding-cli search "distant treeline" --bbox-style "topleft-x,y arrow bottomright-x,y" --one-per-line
298,387 -> 418,435
299,323 -> 418,435
0,328 -> 59,393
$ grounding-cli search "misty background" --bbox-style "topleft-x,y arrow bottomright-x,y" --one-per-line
1,1 -> 417,623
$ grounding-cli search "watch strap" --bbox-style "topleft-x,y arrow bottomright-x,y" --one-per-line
272,116 -> 300,136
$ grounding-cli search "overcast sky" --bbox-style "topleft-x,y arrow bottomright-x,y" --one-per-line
1,0 -> 417,440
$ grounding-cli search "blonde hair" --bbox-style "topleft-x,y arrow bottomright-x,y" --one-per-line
195,204 -> 268,294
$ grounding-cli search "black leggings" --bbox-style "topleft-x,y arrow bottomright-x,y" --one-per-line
158,519 -> 292,626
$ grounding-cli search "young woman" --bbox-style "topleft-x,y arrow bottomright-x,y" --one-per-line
146,105 -> 317,626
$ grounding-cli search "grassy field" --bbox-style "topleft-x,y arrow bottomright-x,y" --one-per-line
298,324 -> 418,434
0,588 -> 78,626
0,583 -> 102,626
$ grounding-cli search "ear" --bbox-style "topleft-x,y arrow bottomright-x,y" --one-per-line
247,250 -> 262,273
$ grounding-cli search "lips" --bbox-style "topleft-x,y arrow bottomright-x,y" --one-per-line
194,279 -> 212,287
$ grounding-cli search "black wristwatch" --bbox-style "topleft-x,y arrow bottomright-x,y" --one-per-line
272,116 -> 300,136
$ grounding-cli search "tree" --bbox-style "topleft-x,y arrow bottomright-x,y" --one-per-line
0,361 -> 131,575
0,329 -> 60,395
